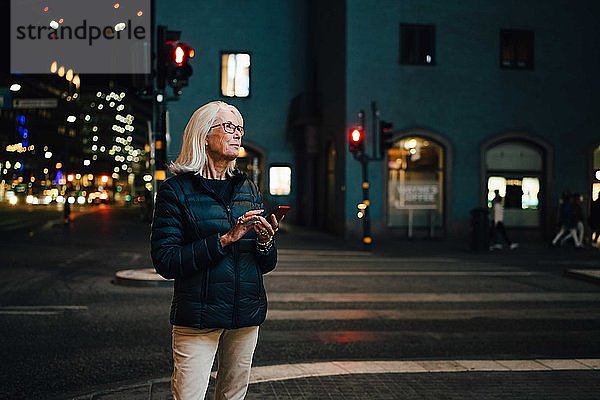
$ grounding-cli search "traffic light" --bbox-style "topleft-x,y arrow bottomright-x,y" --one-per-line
379,120 -> 393,155
349,127 -> 365,156
165,40 -> 194,95
157,26 -> 194,96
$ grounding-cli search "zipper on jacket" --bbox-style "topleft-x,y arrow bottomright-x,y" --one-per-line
225,204 -> 241,328
203,267 -> 209,301
233,240 -> 240,327
198,175 -> 247,328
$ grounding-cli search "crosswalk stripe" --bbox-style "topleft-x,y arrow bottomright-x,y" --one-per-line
265,308 -> 600,320
278,257 -> 462,263
248,359 -> 600,383
0,306 -> 88,316
270,271 -> 540,276
278,249 -> 371,257
267,292 -> 600,303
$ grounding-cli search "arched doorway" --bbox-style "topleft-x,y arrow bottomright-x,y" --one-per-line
483,138 -> 547,229
592,144 -> 600,201
236,143 -> 264,189
386,135 -> 446,238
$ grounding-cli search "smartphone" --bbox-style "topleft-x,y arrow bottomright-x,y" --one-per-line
268,205 -> 291,221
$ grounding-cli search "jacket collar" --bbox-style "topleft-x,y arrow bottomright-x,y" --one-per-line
190,169 -> 247,194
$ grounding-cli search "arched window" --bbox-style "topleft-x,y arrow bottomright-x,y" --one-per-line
236,145 -> 263,188
593,144 -> 600,201
485,141 -> 543,227
387,136 -> 444,237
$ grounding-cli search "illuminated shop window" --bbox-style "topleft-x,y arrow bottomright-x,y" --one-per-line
387,136 -> 444,234
269,166 -> 291,196
592,145 -> 600,201
487,176 -> 539,210
485,141 -> 543,227
221,53 -> 250,97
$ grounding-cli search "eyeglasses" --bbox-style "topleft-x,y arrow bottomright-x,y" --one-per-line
210,122 -> 245,136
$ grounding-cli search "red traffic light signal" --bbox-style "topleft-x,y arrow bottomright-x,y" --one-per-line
171,42 -> 195,66
349,128 -> 365,155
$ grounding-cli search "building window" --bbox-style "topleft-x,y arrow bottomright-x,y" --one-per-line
487,176 -> 540,210
236,145 -> 263,188
500,30 -> 534,70
387,136 -> 444,237
220,52 -> 250,97
485,141 -> 543,227
400,24 -> 435,65
592,145 -> 600,201
269,166 -> 291,196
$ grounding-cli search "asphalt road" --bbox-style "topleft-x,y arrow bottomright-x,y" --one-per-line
0,204 -> 599,399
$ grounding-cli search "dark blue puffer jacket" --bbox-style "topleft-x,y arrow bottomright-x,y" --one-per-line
150,171 -> 277,329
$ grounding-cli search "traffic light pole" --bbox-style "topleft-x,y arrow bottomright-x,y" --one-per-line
151,24 -> 166,200
350,102 -> 389,249
359,153 -> 371,249
352,110 -> 372,249
371,101 -> 380,159
151,24 -> 193,196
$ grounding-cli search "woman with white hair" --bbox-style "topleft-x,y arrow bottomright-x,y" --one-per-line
151,100 -> 281,399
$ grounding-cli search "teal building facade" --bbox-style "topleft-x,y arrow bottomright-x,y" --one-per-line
157,0 -> 600,243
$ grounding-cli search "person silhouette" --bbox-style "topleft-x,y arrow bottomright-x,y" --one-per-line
558,193 -> 584,248
589,195 -> 600,247
489,189 -> 518,250
63,200 -> 71,224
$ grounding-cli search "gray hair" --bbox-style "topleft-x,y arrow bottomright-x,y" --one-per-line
169,101 -> 243,176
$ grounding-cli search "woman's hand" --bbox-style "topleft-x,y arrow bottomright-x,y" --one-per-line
220,209 -> 264,247
253,213 -> 282,244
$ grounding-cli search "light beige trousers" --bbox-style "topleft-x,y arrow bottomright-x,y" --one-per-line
171,325 -> 259,400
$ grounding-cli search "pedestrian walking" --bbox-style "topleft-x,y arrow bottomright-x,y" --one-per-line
489,189 -> 518,250
151,101 -> 282,400
590,195 -> 600,247
551,191 -> 582,248
559,193 -> 585,248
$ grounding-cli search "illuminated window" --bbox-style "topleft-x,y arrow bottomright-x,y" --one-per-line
221,52 -> 250,97
487,176 -> 539,210
592,145 -> 600,201
269,166 -> 291,196
485,141 -> 543,227
387,136 -> 444,234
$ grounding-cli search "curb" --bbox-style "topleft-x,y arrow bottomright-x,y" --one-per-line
564,269 -> 600,285
71,358 -> 600,399
113,268 -> 173,287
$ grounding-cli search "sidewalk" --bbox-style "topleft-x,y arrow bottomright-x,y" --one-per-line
72,360 -> 600,399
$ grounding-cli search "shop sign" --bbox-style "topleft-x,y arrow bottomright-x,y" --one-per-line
395,181 -> 439,209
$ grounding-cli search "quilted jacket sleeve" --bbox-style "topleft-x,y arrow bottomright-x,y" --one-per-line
150,182 -> 227,279
255,245 -> 277,274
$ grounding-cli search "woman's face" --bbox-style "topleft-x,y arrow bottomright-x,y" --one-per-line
205,108 -> 243,162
